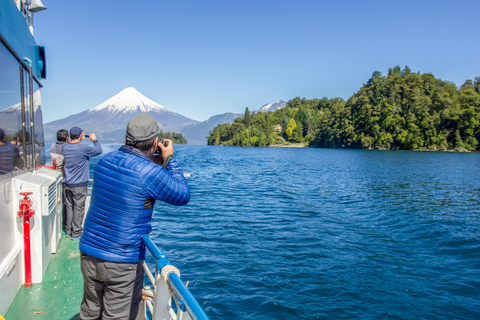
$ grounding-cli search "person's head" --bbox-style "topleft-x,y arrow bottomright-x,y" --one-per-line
57,129 -> 69,142
70,126 -> 83,140
0,128 -> 5,142
15,130 -> 30,143
125,113 -> 160,152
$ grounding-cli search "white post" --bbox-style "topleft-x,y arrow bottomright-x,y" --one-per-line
153,271 -> 174,320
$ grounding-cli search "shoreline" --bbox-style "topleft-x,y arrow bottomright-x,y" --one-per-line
267,144 -> 310,148
266,144 -> 474,152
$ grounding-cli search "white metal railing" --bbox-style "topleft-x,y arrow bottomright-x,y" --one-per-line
136,234 -> 210,320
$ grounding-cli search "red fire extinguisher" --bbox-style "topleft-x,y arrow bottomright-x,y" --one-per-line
18,192 -> 35,287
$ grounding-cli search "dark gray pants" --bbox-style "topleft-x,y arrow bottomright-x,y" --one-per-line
62,182 -> 67,232
80,253 -> 144,320
64,185 -> 88,238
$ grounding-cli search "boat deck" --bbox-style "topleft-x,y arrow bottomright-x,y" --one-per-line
5,236 -> 83,320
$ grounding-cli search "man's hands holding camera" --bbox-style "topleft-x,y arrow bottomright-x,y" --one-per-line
151,138 -> 173,166
82,132 -> 97,142
88,133 -> 97,142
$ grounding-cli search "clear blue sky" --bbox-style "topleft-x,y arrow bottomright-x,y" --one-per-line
34,0 -> 480,123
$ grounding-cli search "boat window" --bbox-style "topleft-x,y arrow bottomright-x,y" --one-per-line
32,82 -> 46,168
21,68 -> 43,170
0,42 -> 24,175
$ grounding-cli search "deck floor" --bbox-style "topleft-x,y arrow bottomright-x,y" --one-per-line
5,236 -> 84,320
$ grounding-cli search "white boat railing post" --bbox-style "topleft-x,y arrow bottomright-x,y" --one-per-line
153,267 -> 173,319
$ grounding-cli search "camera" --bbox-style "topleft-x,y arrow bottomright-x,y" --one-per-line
154,141 -> 168,155
85,134 -> 90,138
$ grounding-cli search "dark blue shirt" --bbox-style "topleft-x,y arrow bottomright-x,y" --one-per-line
62,141 -> 102,187
0,143 -> 20,174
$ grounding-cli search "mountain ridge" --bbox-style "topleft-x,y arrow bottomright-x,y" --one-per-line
44,88 -> 285,144
180,100 -> 287,144
181,112 -> 244,145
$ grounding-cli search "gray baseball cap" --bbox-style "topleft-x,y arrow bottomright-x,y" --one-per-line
125,113 -> 161,143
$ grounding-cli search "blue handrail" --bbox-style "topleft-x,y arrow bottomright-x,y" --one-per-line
142,234 -> 210,320
168,272 -> 210,320
142,234 -> 168,266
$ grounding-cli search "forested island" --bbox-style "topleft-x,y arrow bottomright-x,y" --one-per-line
158,131 -> 187,144
207,66 -> 480,151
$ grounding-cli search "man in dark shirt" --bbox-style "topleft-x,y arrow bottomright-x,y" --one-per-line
0,128 -> 22,175
50,129 -> 69,232
50,129 -> 69,175
63,127 -> 102,240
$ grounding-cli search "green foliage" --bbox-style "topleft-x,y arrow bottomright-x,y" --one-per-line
292,121 -> 303,142
207,66 -> 480,150
285,118 -> 297,141
244,107 -> 252,127
455,130 -> 464,148
158,131 -> 187,144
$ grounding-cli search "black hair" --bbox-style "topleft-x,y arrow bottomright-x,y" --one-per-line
57,129 -> 69,142
125,137 -> 156,152
70,133 -> 80,140
0,128 -> 4,142
15,130 -> 31,143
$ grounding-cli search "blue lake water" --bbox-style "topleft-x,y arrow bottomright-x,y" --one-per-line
49,143 -> 480,319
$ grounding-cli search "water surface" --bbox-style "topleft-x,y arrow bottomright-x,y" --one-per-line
152,146 -> 480,320
49,143 -> 480,319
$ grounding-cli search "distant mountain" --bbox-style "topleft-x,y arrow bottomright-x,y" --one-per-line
44,90 -> 285,144
44,87 -> 199,142
181,112 -> 243,145
255,100 -> 286,113
181,100 -> 286,144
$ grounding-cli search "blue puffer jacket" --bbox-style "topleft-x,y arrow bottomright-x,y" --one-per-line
79,146 -> 190,263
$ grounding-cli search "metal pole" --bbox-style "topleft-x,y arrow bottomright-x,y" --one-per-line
19,66 -> 28,168
28,64 -> 36,171
18,192 -> 34,287
24,213 -> 32,287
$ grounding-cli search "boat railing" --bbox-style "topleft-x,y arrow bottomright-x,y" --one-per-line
138,234 -> 210,320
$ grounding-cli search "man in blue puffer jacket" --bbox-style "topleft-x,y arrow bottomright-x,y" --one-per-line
79,113 -> 190,320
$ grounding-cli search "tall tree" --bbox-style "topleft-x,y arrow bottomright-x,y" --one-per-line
285,118 -> 297,141
244,107 -> 252,127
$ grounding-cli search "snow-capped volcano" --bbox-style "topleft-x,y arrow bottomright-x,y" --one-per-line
89,87 -> 172,114
256,100 -> 286,113
44,87 -> 198,142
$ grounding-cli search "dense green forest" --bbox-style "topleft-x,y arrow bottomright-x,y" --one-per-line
158,131 -> 187,144
207,66 -> 480,151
